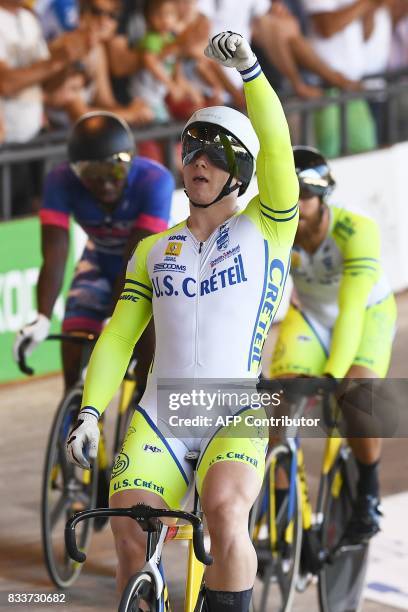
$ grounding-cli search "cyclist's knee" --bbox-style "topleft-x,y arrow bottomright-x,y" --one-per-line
204,495 -> 248,544
201,464 -> 259,538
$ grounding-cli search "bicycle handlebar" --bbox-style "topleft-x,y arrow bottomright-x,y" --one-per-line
18,338 -> 34,376
258,376 -> 340,430
258,376 -> 338,398
65,504 -> 213,566
17,333 -> 96,376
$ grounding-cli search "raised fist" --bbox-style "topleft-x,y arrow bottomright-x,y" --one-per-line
204,31 -> 257,73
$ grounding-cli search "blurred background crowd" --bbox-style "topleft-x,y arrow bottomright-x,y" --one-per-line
1,0 -> 408,216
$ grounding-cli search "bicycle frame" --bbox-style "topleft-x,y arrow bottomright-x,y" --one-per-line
129,502 -> 205,611
251,382 -> 369,612
295,435 -> 343,530
270,393 -> 345,558
65,467 -> 210,612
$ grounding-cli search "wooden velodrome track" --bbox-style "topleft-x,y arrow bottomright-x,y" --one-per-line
1,292 -> 407,611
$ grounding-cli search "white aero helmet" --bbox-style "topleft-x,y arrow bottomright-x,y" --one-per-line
182,106 -> 259,205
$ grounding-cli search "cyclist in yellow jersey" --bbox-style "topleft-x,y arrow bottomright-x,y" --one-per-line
270,146 -> 397,543
67,32 -> 299,611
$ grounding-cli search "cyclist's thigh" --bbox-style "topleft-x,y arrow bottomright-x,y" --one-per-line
270,304 -> 329,377
196,406 -> 268,497
352,293 -> 397,377
62,242 -> 117,334
110,407 -> 193,509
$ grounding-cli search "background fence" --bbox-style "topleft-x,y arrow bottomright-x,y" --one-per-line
1,69 -> 407,220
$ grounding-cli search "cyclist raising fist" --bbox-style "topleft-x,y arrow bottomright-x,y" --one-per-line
67,32 -> 299,612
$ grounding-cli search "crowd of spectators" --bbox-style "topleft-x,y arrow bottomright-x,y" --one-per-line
1,0 -> 408,214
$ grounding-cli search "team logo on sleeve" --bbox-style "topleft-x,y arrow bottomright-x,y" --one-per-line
165,242 -> 183,256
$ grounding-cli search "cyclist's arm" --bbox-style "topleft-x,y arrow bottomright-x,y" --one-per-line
37,168 -> 71,318
81,237 -> 154,416
242,68 -> 299,243
37,225 -> 69,318
0,56 -> 67,97
324,217 -> 381,378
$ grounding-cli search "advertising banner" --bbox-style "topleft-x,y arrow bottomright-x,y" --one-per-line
0,217 -> 75,383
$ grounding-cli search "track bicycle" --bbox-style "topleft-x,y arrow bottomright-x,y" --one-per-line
65,451 -> 213,612
18,333 -> 137,588
250,377 -> 369,612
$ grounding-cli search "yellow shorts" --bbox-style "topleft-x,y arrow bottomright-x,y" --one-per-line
110,406 -> 268,509
270,294 -> 396,378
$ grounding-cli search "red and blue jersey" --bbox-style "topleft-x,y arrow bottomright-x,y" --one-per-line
40,157 -> 174,256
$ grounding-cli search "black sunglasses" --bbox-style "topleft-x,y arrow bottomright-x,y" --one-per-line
89,5 -> 120,20
182,125 -> 245,175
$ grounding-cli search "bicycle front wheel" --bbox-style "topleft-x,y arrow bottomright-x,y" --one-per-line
250,445 -> 302,612
318,447 -> 369,612
41,385 -> 99,588
119,572 -> 157,612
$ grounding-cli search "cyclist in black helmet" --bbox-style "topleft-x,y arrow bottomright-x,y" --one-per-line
13,111 -> 174,391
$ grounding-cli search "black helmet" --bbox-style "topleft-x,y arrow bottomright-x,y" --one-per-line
68,111 -> 135,162
293,146 -> 335,199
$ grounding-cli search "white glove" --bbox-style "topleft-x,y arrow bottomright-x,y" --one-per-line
13,313 -> 50,362
66,410 -> 100,470
204,31 -> 257,73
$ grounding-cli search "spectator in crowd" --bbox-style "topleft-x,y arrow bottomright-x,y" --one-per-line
195,0 -> 360,102
170,0 -> 238,109
302,0 -> 392,156
106,0 -> 220,110
105,0 -> 217,162
252,0 -> 361,98
46,0 -> 154,127
195,0 -> 269,106
0,0 -> 92,215
130,0 -> 205,122
0,0 -> 89,143
105,0 -> 144,92
43,65 -> 86,128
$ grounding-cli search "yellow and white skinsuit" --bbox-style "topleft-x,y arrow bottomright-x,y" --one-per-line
81,65 -> 300,509
271,207 -> 397,379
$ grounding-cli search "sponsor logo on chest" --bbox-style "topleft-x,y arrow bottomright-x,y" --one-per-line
165,242 -> 183,256
151,254 -> 248,299
216,223 -> 230,250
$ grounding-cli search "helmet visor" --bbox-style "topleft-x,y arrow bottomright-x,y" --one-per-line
182,124 -> 251,179
71,152 -> 132,190
297,166 -> 332,199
